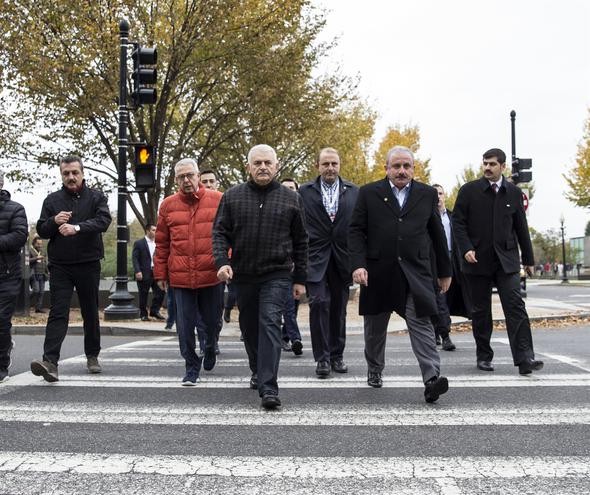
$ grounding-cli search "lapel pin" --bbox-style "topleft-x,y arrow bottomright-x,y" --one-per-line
384,197 -> 388,201
506,204 -> 511,207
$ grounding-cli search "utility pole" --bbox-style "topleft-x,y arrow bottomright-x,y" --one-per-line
560,215 -> 569,284
104,19 -> 139,320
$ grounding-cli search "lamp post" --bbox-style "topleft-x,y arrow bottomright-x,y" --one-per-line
560,214 -> 569,284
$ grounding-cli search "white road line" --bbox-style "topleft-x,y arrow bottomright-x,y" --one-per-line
0,403 -> 587,426
7,372 -> 590,388
436,477 -> 462,495
0,452 -> 588,478
492,338 -> 590,372
524,298 -> 584,311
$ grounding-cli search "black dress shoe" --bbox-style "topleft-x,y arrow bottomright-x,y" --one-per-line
223,308 -> 231,323
477,360 -> 494,371
518,359 -> 544,375
315,360 -> 331,378
291,340 -> 303,356
249,373 -> 258,389
141,316 -> 150,322
150,312 -> 166,321
442,336 -> 456,351
261,393 -> 281,409
331,358 -> 348,373
367,371 -> 382,388
424,375 -> 449,403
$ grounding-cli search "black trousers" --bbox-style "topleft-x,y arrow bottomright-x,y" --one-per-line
43,261 -> 101,365
306,258 -> 349,363
0,276 -> 20,369
235,278 -> 291,397
137,277 -> 165,317
465,268 -> 534,365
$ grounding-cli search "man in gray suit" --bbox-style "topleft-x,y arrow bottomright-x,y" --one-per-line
349,146 -> 451,403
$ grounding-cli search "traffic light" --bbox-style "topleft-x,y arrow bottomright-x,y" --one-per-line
134,144 -> 156,188
511,157 -> 532,184
131,46 -> 157,106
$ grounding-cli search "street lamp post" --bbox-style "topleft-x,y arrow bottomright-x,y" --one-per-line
560,215 -> 569,284
103,19 -> 139,320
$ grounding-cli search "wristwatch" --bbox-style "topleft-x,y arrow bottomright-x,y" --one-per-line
74,225 -> 80,233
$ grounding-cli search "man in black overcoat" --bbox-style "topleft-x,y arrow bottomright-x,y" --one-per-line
349,146 -> 451,403
452,148 -> 543,375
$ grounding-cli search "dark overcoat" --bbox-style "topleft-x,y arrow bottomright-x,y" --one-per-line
452,177 -> 534,276
349,178 -> 451,318
298,176 -> 359,283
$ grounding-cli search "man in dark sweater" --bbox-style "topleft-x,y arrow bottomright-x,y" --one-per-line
0,170 -> 28,383
213,144 -> 308,409
30,155 -> 111,382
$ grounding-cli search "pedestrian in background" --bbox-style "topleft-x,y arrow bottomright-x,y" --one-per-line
31,155 -> 111,382
0,170 -> 28,383
279,177 -> 303,356
132,224 -> 165,322
213,144 -> 308,409
452,148 -> 543,375
29,235 -> 49,313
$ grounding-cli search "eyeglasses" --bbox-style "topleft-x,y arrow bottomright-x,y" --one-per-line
176,172 -> 196,181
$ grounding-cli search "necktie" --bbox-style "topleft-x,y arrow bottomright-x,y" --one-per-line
492,183 -> 498,194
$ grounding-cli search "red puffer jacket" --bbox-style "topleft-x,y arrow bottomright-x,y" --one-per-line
153,185 -> 222,289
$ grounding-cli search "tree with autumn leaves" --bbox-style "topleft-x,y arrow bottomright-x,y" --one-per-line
370,124 -> 432,183
0,0 -> 374,226
565,111 -> 590,209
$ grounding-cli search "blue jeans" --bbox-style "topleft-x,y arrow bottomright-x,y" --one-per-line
235,278 -> 291,396
174,285 -> 223,374
30,273 -> 46,310
282,294 -> 301,343
166,288 -> 175,327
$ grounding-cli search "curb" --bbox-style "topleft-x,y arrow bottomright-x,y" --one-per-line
11,311 -> 590,337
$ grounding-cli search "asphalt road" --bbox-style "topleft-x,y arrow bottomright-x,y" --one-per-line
0,321 -> 589,494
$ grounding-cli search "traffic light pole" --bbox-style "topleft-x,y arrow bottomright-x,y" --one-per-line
510,110 -> 517,162
104,19 -> 139,320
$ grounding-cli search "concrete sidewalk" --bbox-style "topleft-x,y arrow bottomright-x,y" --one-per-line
13,280 -> 590,337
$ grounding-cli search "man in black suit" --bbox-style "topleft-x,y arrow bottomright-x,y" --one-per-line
452,148 -> 543,375
431,184 -> 457,351
132,224 -> 165,321
349,146 -> 451,403
299,148 -> 358,378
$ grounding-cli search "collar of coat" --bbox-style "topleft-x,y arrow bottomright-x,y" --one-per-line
246,179 -> 280,193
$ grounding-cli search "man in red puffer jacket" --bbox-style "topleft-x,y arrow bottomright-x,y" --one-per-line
153,158 -> 222,385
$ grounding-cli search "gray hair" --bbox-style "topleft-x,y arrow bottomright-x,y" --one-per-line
247,144 -> 277,164
174,158 -> 198,175
386,146 -> 414,166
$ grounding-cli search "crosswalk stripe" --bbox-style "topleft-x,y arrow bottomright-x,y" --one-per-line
7,372 -> 590,388
0,403 -> 587,426
492,338 -> 590,372
0,452 -> 587,478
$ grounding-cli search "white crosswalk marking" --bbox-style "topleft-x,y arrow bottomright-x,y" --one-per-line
2,333 -> 589,494
0,452 -> 588,478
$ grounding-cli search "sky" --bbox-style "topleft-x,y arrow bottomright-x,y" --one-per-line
10,0 -> 590,239
313,0 -> 590,237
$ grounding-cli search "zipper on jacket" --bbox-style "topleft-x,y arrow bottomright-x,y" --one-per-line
254,189 -> 266,274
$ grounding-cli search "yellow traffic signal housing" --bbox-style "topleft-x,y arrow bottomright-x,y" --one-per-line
134,144 -> 155,188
